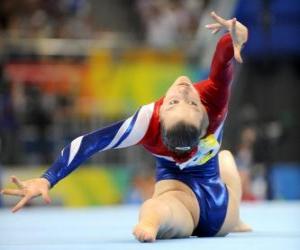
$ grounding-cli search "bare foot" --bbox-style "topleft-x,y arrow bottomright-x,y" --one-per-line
133,222 -> 159,242
232,220 -> 252,232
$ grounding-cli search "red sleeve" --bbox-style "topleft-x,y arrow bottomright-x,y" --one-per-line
194,33 -> 234,134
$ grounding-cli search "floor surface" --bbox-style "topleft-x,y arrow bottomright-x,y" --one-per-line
0,202 -> 299,250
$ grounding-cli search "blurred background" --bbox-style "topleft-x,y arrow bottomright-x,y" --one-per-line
0,0 -> 299,208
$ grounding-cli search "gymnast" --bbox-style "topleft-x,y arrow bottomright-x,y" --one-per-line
1,12 -> 251,242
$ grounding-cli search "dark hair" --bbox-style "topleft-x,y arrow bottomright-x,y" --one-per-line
161,121 -> 201,154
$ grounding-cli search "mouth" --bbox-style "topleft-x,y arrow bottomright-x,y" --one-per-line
177,82 -> 191,87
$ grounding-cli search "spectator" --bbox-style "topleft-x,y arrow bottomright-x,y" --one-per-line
235,126 -> 257,201
136,0 -> 204,48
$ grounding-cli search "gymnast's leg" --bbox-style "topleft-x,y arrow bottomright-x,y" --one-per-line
217,150 -> 252,235
133,180 -> 199,242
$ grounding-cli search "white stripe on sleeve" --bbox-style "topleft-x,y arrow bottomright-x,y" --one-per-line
117,103 -> 154,148
101,116 -> 133,151
67,135 -> 83,166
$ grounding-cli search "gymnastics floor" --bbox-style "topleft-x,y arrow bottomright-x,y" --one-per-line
0,202 -> 299,250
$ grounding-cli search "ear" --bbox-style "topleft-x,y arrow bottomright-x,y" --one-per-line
199,108 -> 209,138
159,109 -> 163,122
159,101 -> 168,123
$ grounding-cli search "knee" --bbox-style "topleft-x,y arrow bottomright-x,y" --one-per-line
219,150 -> 233,158
219,150 -> 235,164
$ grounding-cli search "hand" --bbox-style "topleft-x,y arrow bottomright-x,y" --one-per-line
205,11 -> 248,63
1,176 -> 51,213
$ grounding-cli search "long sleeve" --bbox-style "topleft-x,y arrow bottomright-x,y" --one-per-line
209,33 -> 234,87
194,33 -> 234,134
42,103 -> 154,187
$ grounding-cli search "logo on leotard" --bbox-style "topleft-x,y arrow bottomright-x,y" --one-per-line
196,134 -> 220,165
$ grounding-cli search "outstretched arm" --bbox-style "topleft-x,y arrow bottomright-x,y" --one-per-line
194,12 -> 248,133
1,103 -> 154,212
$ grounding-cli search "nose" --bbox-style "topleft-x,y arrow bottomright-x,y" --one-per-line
178,86 -> 189,94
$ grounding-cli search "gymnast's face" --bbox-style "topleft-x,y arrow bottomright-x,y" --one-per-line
160,76 -> 207,134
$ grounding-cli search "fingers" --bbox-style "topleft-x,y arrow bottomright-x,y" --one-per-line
232,17 -> 237,28
41,190 -> 52,204
210,11 -> 228,27
231,17 -> 237,37
11,195 -> 31,213
234,47 -> 243,63
11,176 -> 25,189
205,23 -> 222,34
211,28 -> 221,34
208,12 -> 245,63
231,17 -> 242,63
1,188 -> 24,197
205,23 -> 222,30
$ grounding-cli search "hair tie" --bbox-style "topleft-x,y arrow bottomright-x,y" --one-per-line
175,146 -> 191,151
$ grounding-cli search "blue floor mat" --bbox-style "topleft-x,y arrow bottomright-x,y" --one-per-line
0,202 -> 299,250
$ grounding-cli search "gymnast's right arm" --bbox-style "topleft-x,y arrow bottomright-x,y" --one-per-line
1,104 -> 154,212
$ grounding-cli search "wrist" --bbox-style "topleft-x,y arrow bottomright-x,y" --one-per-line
40,177 -> 51,189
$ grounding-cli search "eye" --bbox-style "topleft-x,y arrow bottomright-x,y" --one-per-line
169,100 -> 179,105
188,100 -> 198,106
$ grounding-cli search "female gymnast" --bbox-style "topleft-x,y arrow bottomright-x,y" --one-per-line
1,12 -> 251,242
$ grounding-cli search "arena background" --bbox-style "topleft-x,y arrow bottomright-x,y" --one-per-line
0,0 -> 299,209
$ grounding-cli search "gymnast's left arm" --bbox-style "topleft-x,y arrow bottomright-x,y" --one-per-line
0,104 -> 153,212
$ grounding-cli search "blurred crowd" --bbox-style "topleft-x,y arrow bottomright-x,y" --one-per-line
0,0 -> 93,39
0,0 -> 211,44
136,0 -> 210,48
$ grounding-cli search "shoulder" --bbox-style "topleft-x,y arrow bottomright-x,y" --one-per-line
139,98 -> 163,145
132,102 -> 156,135
138,102 -> 155,117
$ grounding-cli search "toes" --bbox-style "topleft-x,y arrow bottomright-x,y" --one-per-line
141,230 -> 155,242
133,225 -> 156,242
